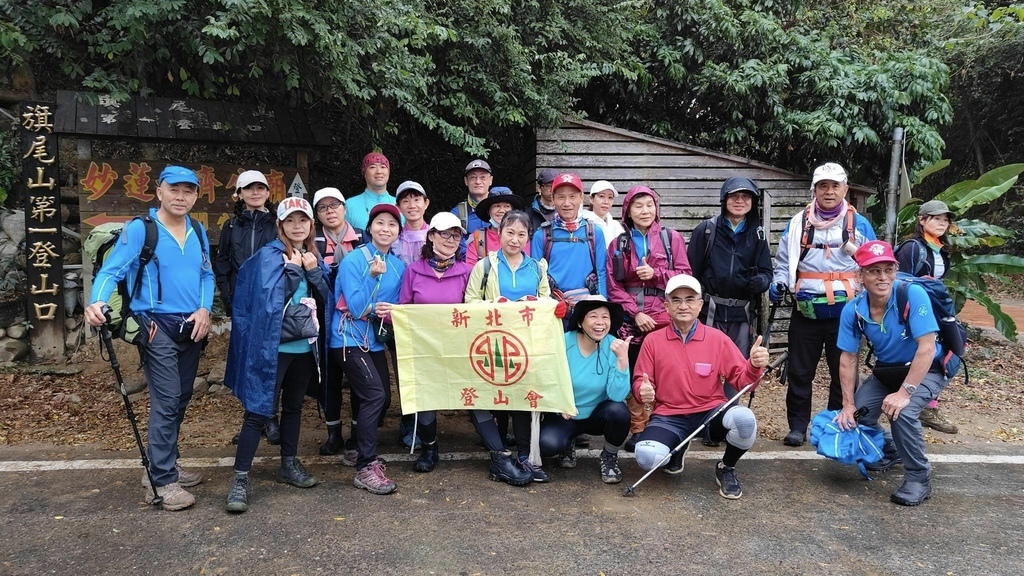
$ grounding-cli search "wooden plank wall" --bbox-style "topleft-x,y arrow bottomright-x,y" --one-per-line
536,124 -> 872,246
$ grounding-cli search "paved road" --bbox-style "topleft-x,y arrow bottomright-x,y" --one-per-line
1,441 -> 1022,576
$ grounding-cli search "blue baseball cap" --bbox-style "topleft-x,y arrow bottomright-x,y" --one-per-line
158,165 -> 200,186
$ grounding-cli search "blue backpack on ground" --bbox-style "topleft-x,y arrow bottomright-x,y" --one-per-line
810,409 -> 885,480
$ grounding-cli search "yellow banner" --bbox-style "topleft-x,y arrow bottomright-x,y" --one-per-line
391,301 -> 576,415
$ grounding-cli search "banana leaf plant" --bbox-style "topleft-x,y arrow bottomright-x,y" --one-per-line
895,162 -> 1024,341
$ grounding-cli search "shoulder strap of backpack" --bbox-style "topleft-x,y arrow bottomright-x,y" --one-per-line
457,202 -> 468,231
915,239 -> 929,277
799,206 -> 813,261
476,231 -> 487,259
481,257 -> 492,291
542,221 -> 554,261
842,205 -> 855,246
586,219 -> 596,273
660,226 -> 674,271
131,216 -> 160,302
703,216 -> 719,269
359,244 -> 374,264
895,280 -> 912,328
189,217 -> 207,257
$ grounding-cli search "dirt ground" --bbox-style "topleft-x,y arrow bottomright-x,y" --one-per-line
1,313 -> 1022,454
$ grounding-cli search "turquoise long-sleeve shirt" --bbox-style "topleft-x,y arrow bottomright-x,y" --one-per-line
564,331 -> 629,419
91,208 -> 214,314
330,244 -> 405,351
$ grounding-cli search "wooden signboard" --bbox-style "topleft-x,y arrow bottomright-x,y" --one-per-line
20,101 -> 65,358
77,160 -> 308,243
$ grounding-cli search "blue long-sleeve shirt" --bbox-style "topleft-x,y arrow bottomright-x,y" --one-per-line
564,331 -> 629,419
531,220 -> 607,296
330,244 -> 405,351
91,208 -> 214,314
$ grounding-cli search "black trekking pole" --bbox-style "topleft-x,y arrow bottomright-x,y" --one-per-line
97,306 -> 162,506
749,293 -> 783,407
623,353 -> 787,497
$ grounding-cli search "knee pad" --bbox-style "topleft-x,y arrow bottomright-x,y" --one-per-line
723,406 -> 757,450
635,441 -> 671,471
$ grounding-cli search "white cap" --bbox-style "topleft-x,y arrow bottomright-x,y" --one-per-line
589,180 -> 618,197
811,163 -> 848,188
312,187 -> 346,207
277,196 -> 314,221
665,274 -> 702,297
427,211 -> 466,234
235,170 -> 268,192
396,180 -> 427,200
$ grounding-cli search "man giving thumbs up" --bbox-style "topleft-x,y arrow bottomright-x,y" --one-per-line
630,274 -> 768,499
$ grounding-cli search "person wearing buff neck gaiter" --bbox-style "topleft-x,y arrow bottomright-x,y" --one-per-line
770,162 -> 876,447
346,152 -> 399,232
398,212 -> 473,473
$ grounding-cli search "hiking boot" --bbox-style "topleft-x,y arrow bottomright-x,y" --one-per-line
558,441 -> 577,469
354,460 -> 397,494
319,424 -> 344,456
701,438 -> 721,447
599,450 -> 622,484
142,464 -> 202,488
517,459 -> 550,483
264,416 -> 281,445
342,435 -> 358,467
715,462 -> 742,499
623,434 -> 638,453
865,453 -> 902,472
662,444 -> 688,475
277,457 -> 317,488
225,474 -> 250,513
574,434 -> 591,448
145,482 -> 196,511
891,478 -> 932,506
783,429 -> 806,447
414,442 -> 439,473
488,451 -> 532,486
920,407 -> 959,434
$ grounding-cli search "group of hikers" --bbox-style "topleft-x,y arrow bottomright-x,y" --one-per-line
83,154 -> 963,514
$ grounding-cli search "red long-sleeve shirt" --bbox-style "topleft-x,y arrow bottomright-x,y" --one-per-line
632,322 -> 764,416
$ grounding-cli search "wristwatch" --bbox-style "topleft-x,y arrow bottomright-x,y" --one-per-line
901,383 -> 918,396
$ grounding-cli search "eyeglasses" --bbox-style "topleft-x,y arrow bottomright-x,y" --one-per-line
434,230 -> 461,240
668,296 -> 702,308
316,202 -> 343,213
863,265 -> 898,278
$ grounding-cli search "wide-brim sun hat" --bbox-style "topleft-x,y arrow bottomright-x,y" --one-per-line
474,188 -> 526,222
567,295 -> 624,335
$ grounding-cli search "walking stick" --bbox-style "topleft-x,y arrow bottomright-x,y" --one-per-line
97,307 -> 162,506
623,353 -> 787,497
750,294 -> 784,407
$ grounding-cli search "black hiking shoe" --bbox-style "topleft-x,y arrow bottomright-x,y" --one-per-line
278,457 -> 317,488
715,462 -> 742,499
488,451 -> 532,486
225,473 -> 250,513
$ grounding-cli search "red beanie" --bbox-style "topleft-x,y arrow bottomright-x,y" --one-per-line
361,152 -> 390,173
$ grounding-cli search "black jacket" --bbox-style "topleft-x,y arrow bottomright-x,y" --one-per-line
895,237 -> 950,279
214,209 -> 278,313
687,215 -> 772,323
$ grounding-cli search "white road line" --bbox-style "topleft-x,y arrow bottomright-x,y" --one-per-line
0,450 -> 1021,472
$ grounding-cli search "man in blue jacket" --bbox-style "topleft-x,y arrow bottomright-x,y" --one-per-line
85,165 -> 214,511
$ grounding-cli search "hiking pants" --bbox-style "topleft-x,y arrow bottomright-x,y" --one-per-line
786,310 -> 843,433
539,400 -> 630,457
140,317 -> 202,487
856,369 -> 951,482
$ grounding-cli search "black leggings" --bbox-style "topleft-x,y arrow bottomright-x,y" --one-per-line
471,410 -> 530,453
539,400 -> 630,457
330,347 -> 387,469
234,352 -> 314,472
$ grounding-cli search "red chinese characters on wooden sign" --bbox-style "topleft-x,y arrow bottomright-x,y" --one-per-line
78,159 -> 306,242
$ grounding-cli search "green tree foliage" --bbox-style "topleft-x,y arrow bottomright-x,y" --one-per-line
581,0 -> 954,180
0,0 -> 640,155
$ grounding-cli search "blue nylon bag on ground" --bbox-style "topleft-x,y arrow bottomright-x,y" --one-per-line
810,409 -> 885,480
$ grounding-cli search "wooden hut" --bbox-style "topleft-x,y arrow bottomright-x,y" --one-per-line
535,119 -> 875,241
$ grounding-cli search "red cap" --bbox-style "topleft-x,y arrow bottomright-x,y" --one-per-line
854,240 -> 898,268
368,203 -> 401,225
552,172 -> 583,194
